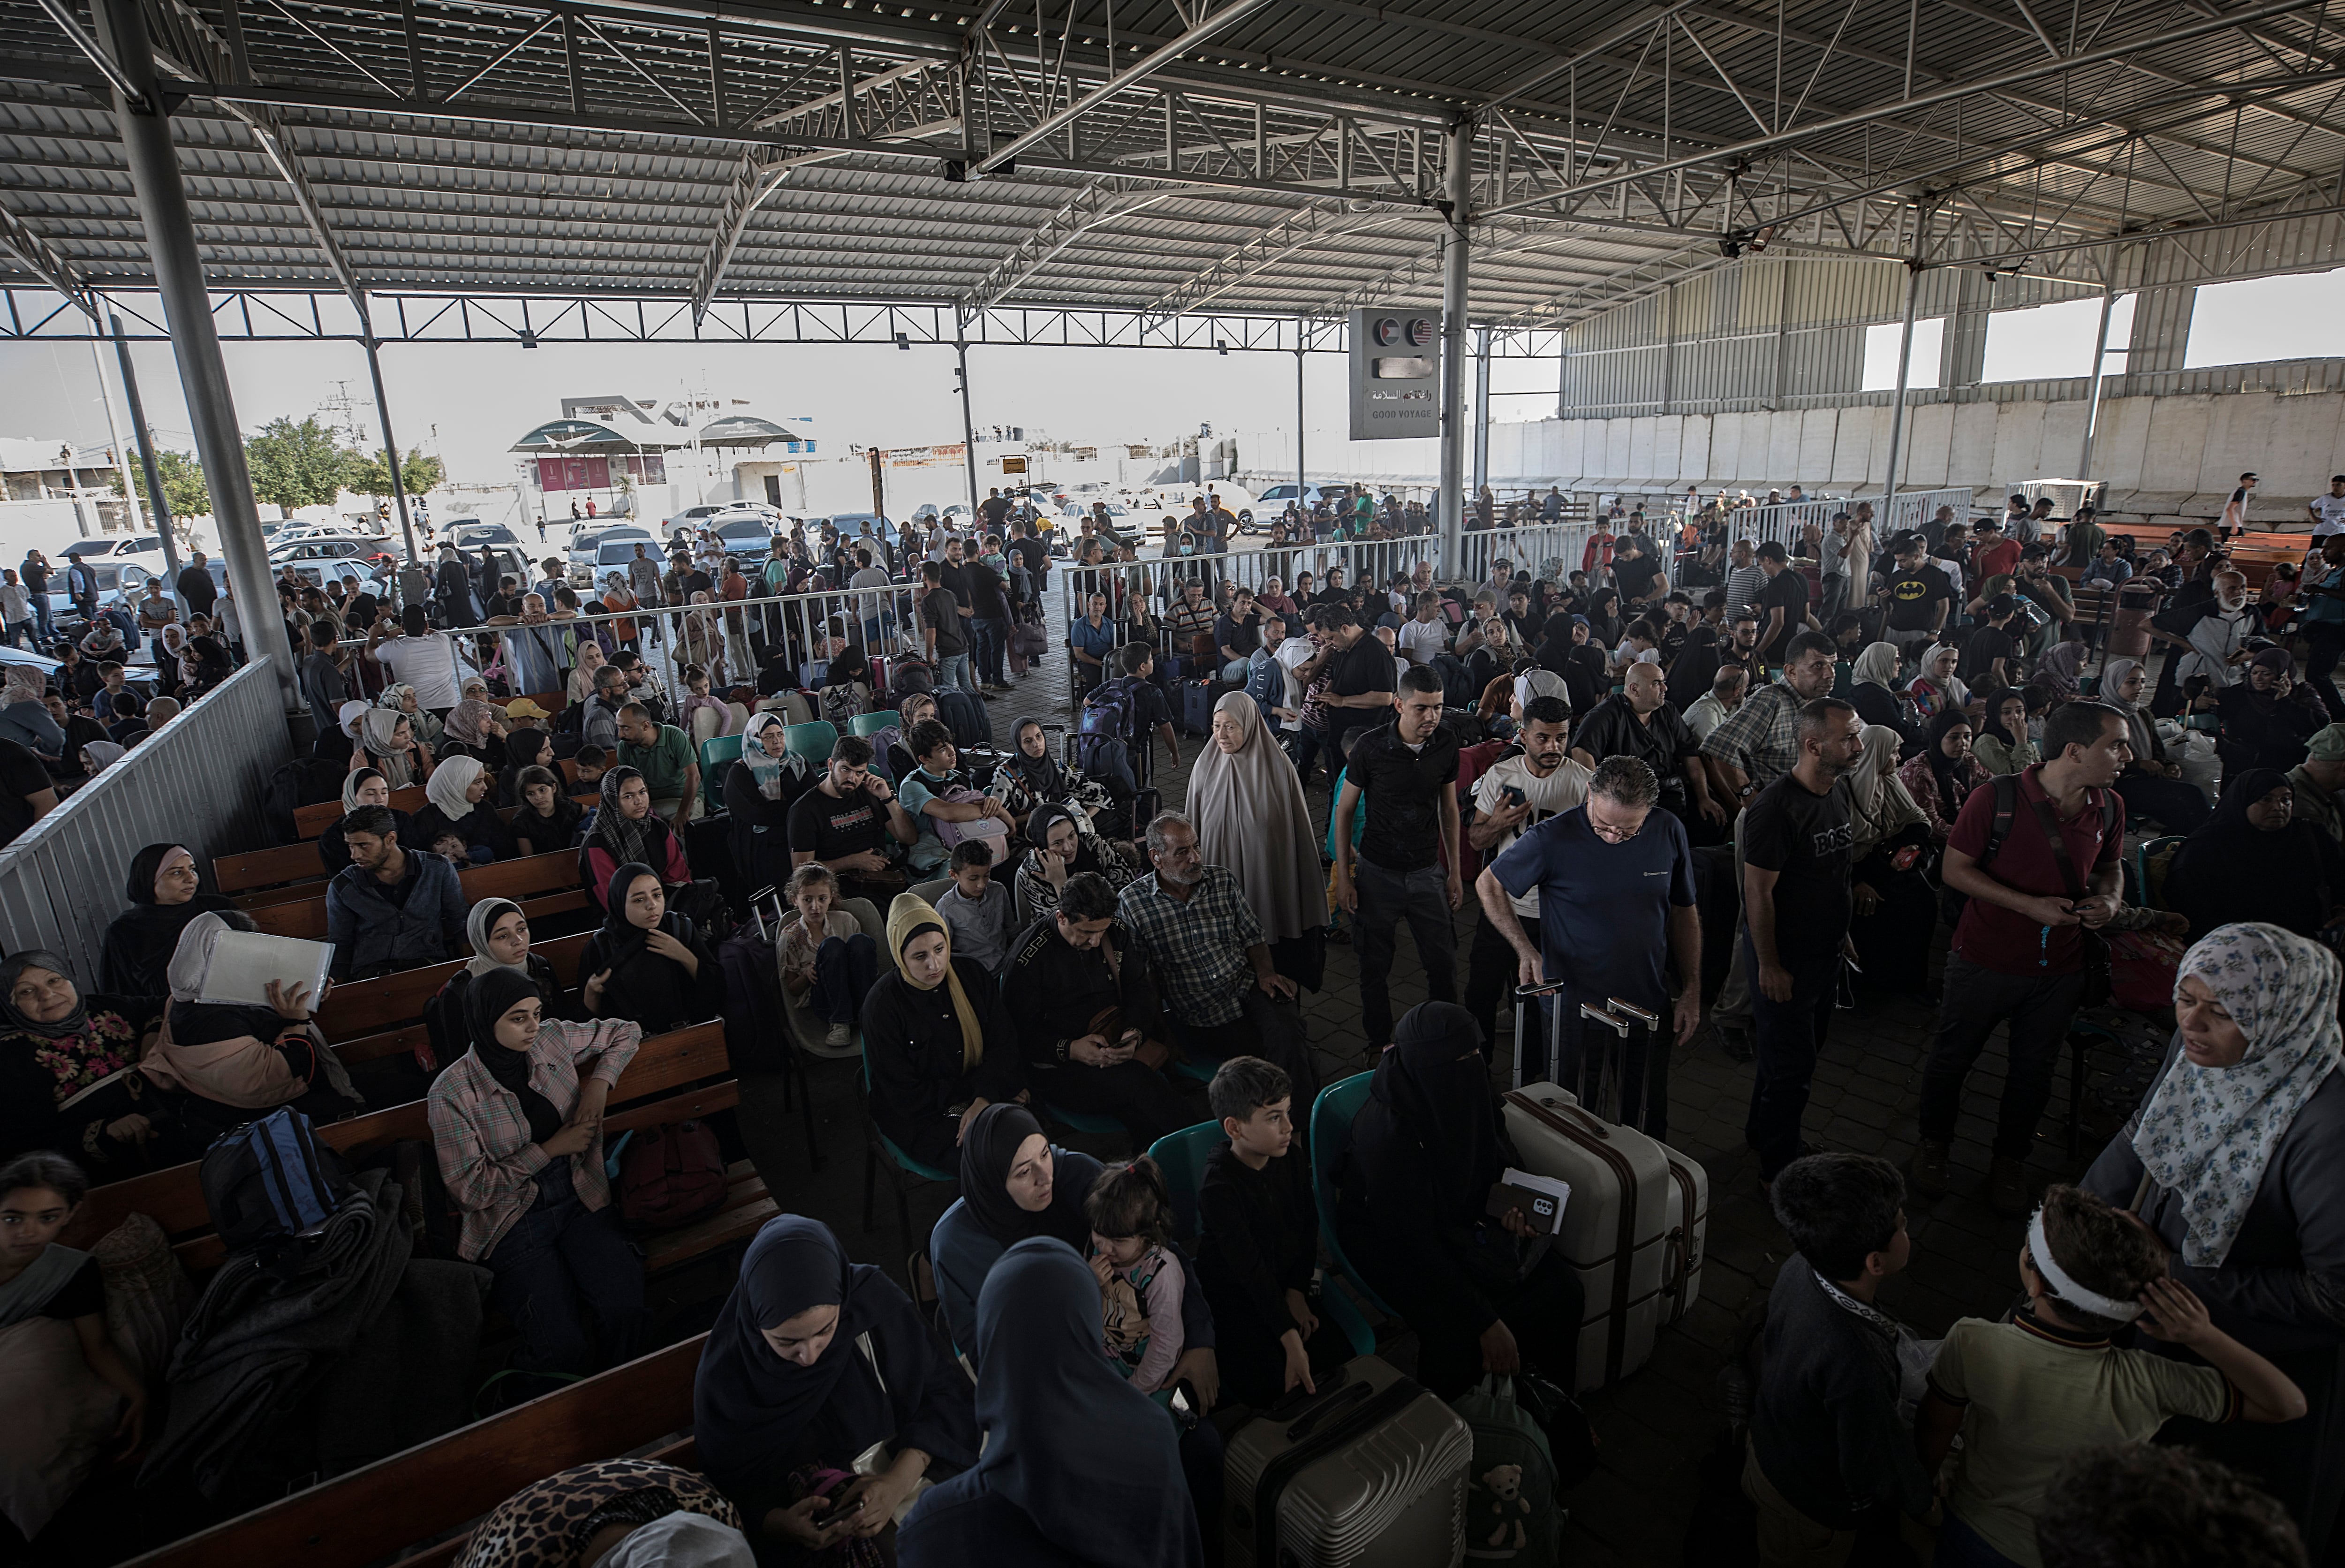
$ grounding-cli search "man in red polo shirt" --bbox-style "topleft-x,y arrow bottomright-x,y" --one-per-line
1911,700 -> 2130,1215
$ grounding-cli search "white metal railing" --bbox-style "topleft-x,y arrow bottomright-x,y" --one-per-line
0,657 -> 292,964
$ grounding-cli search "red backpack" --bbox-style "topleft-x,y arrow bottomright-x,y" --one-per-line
616,1121 -> 727,1231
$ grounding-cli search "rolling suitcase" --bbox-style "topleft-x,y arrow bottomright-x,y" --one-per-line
1501,1081 -> 1709,1393
1224,1355 -> 1474,1568
1180,677 -> 1218,735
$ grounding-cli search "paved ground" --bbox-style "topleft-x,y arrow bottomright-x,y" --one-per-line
712,583 -> 2178,1566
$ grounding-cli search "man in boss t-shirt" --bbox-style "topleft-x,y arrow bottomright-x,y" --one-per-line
1913,701 -> 2128,1217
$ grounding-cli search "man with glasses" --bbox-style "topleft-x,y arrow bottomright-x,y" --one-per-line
1477,755 -> 1699,1138
1741,698 -> 1863,1192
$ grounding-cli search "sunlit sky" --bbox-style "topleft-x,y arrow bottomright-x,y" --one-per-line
0,267 -> 2326,487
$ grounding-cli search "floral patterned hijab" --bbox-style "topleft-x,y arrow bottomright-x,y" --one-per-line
2132,922 -> 2344,1266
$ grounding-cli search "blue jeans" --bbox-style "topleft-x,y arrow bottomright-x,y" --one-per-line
1743,936 -> 1838,1180
973,617 -> 1008,684
938,651 -> 976,697
1,621 -> 29,650
486,1175 -> 646,1376
814,932 -> 881,1025
1221,657 -> 1250,683
31,597 -> 50,642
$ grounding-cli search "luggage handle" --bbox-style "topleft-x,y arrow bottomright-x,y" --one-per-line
1263,1359 -> 1352,1425
1283,1378 -> 1373,1441
1515,1090 -> 1614,1144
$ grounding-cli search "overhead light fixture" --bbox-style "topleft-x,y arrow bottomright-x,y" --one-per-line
1215,340 -> 1228,355
1748,225 -> 1774,254
895,332 -> 910,350
519,330 -> 539,349
1717,236 -> 1742,259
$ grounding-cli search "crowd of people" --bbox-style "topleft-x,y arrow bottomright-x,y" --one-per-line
1,486 -> 2340,1568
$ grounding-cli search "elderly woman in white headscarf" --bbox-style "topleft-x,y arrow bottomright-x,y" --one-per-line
1187,690 -> 1327,981
2084,923 -> 2345,1556
2096,656 -> 2214,832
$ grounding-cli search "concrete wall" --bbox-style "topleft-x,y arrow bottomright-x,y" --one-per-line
1484,388 -> 2345,524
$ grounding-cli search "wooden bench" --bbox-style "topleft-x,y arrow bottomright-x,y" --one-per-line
117,1334 -> 707,1568
73,1022 -> 768,1277
319,930 -> 596,1065
248,851 -> 590,943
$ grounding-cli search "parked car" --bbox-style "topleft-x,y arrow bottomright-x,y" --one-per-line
447,520 -> 523,549
708,513 -> 784,553
663,504 -> 729,531
568,525 -> 653,575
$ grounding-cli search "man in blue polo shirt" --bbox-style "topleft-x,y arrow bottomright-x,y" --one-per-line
1478,754 -> 1701,1138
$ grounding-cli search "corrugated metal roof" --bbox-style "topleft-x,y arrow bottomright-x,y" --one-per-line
0,0 -> 2340,324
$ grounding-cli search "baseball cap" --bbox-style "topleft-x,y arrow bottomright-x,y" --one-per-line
505,698 -> 554,722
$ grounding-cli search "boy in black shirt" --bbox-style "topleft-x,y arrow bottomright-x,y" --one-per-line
1742,697 -> 1861,1187
1959,595 -> 2020,687
1748,1153 -> 1931,1558
1196,1055 -> 1350,1406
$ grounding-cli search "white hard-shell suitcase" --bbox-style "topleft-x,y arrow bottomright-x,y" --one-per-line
1502,1082 -> 1710,1392
1224,1354 -> 1474,1568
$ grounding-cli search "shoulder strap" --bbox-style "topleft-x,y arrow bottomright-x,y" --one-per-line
2026,793 -> 2088,901
1978,773 -> 2022,865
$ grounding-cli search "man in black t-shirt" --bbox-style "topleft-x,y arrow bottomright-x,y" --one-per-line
1316,603 -> 1398,766
1741,697 -> 1861,1184
787,736 -> 916,899
1754,541 -> 1813,664
1958,596 -> 2020,687
1333,667 -> 1462,1048
0,737 -> 56,849
1614,533 -> 1666,608
1569,662 -> 1724,830
979,488 -> 1013,532
1876,533 -> 1952,656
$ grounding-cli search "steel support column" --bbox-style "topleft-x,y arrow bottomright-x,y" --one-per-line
1878,261 -> 1923,510
2078,276 -> 2118,481
93,0 -> 297,708
1294,327 -> 1306,512
361,327 -> 421,565
955,329 -> 980,515
109,312 -> 175,580
1472,325 -> 1491,501
1437,117 -> 1471,576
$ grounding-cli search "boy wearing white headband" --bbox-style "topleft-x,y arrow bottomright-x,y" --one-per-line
1915,1184 -> 2305,1568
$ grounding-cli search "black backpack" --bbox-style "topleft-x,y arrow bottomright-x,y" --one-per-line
200,1107 -> 356,1267
263,756 -> 346,845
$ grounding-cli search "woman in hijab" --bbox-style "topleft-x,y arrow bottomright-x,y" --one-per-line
378,682 -> 446,750
2163,771 -> 2345,941
427,964 -> 645,1384
1011,804 -> 1136,927
98,842 -> 234,999
899,1238 -> 1204,1568
1846,640 -> 1913,742
0,666 -> 62,761
318,766 -> 413,876
579,864 -> 724,1038
500,725 -> 556,803
1844,726 -> 1936,994
183,636 -> 233,700
1897,707 -> 1987,845
141,911 -> 362,1143
411,754 -> 516,866
988,718 -> 1090,832
1334,1001 -> 1583,1400
358,706 -> 430,790
1905,642 -> 1968,722
424,898 -> 581,1076
439,697 -> 510,771
566,639 -> 608,708
579,766 -> 693,908
1188,692 -> 1327,975
724,712 -> 812,896
2083,924 -> 2345,1557
1664,621 -> 1722,712
1971,687 -> 2039,776
2100,657 -> 2215,831
694,1217 -> 978,1560
2217,645 -> 2327,774
861,895 -> 1025,1174
0,953 -> 182,1172
509,765 -> 584,859
2035,638 -> 2088,702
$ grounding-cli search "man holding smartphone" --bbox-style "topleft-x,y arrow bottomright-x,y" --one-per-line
1461,686 -> 1588,1053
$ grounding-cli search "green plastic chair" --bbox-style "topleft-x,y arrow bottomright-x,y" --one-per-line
698,733 -> 744,813
850,710 -> 900,739
1143,1120 -> 1228,1243
783,720 -> 839,763
1308,1071 -> 1390,1356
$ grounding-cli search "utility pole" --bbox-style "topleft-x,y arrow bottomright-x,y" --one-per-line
109,312 -> 178,582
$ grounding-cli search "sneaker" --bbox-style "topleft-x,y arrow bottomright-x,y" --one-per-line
1908,1138 -> 1952,1198
1987,1154 -> 2032,1216
824,1023 -> 854,1050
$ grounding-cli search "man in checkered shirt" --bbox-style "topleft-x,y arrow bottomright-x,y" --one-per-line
1117,812 -> 1320,1103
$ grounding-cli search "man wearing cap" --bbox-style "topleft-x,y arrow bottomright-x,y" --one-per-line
2291,725 -> 2345,847
1971,517 -> 2020,584
505,697 -> 554,727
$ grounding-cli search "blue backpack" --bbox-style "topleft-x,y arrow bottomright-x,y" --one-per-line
1242,650 -> 1282,726
1077,676 -> 1143,770
199,1107 -> 355,1266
